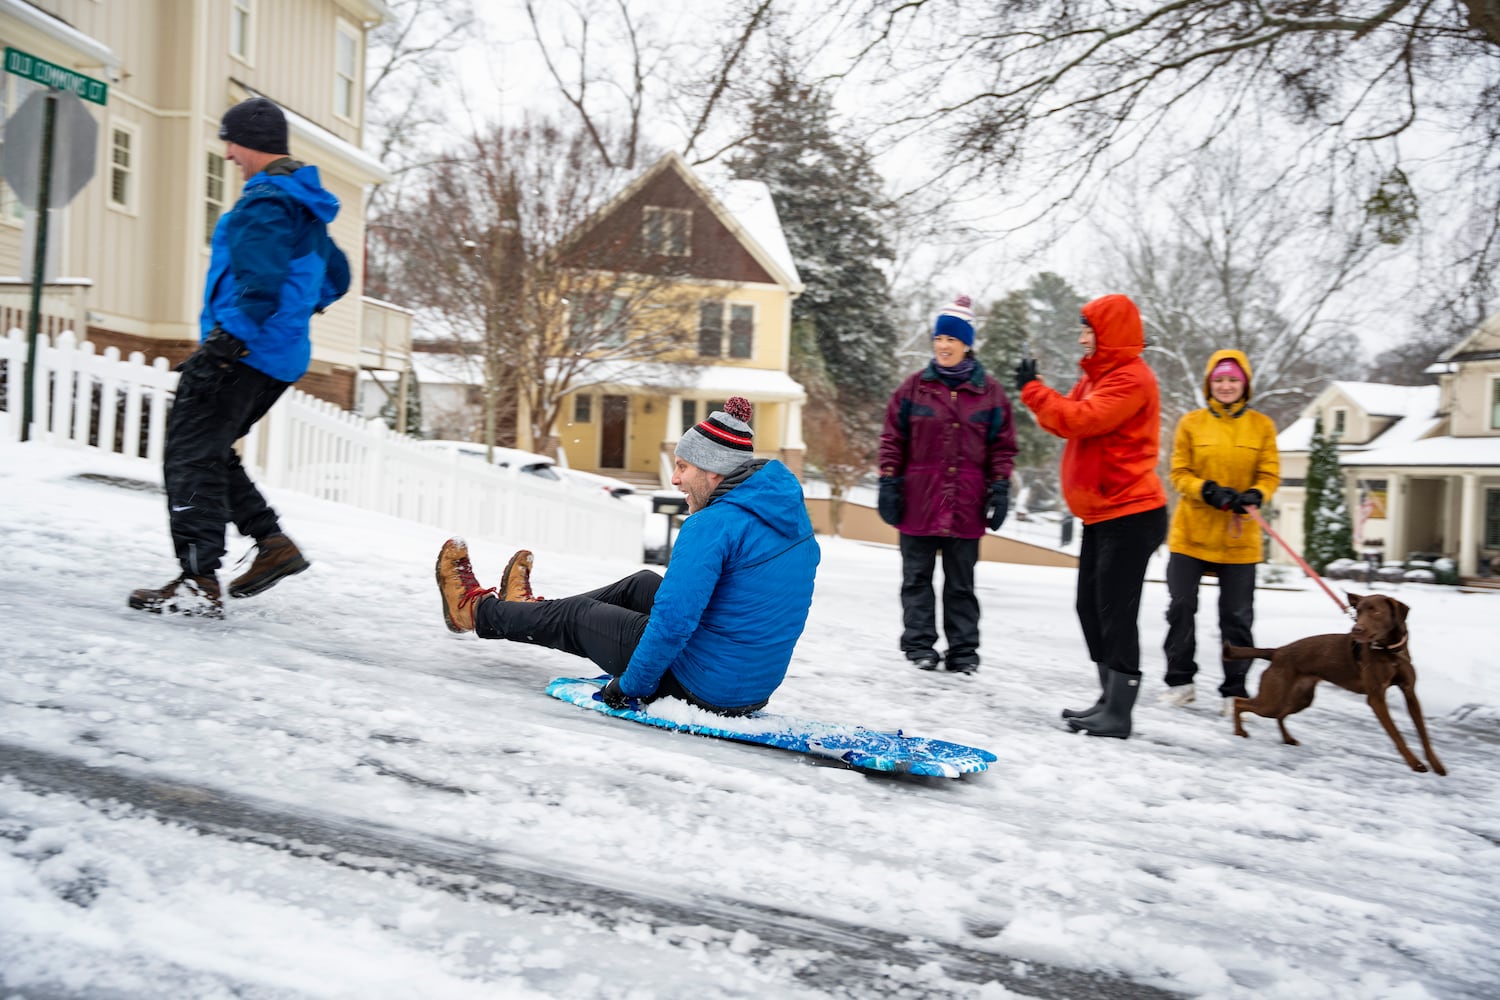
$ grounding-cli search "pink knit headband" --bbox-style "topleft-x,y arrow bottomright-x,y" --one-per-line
1210,359 -> 1245,380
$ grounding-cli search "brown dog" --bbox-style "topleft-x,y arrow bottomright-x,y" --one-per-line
1224,592 -> 1446,775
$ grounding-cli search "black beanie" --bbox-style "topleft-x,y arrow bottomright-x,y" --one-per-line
218,98 -> 290,155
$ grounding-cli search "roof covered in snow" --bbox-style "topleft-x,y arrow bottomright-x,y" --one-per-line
1340,434 -> 1500,468
551,359 -> 806,401
710,178 -> 801,290
390,354 -> 806,400
1277,416 -> 1315,452
1329,381 -> 1438,418
1281,383 -> 1442,453
402,351 -> 482,387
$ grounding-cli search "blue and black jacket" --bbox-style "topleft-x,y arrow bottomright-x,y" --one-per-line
200,159 -> 350,382
619,460 -> 820,711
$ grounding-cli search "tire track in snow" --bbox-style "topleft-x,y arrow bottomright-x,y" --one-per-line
1,740 -> 1183,1000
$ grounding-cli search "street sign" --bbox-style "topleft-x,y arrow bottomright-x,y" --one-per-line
3,47 -> 108,105
0,88 -> 98,209
0,65 -> 103,443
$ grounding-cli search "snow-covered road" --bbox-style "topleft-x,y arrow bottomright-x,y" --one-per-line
3,442 -> 1497,999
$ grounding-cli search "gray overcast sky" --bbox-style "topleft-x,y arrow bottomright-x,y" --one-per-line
427,1 -> 1425,356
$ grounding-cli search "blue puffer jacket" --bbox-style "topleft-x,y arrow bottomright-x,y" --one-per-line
200,161 -> 350,382
620,460 -> 820,710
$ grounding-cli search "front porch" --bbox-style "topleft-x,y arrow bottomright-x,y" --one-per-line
542,362 -> 807,487
1341,460 -> 1500,578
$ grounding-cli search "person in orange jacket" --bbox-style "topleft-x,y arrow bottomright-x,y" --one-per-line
1160,350 -> 1280,716
1015,293 -> 1168,739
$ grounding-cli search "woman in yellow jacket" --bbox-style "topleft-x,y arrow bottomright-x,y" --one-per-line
1161,350 -> 1280,715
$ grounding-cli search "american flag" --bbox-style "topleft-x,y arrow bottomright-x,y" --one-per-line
1355,485 -> 1379,545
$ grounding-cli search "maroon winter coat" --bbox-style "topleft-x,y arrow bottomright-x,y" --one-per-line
878,361 -> 1018,538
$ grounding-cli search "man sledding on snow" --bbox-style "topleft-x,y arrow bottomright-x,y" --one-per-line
435,397 -> 821,716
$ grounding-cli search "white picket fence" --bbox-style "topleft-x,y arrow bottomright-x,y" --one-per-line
0,328 -> 644,563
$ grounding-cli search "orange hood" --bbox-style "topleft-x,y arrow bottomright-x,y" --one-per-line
1080,294 -> 1144,375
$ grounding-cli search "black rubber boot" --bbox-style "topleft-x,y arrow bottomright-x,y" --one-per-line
1061,662 -> 1109,719
1067,669 -> 1140,739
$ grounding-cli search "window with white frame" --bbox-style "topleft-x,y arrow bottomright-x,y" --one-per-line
697,300 -> 753,359
1332,407 -> 1347,437
204,151 -> 227,245
108,123 -> 138,213
641,206 -> 691,256
0,73 -> 40,220
334,18 -> 360,121
1490,377 -> 1500,431
230,0 -> 254,62
573,394 -> 593,423
1486,489 -> 1500,549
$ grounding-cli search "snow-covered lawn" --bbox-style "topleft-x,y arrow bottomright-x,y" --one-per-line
2,441 -> 1497,999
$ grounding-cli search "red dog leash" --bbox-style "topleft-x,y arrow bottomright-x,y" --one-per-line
1248,507 -> 1356,620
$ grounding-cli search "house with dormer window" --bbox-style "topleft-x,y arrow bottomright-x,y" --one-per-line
532,151 -> 807,485
1274,308 -> 1500,581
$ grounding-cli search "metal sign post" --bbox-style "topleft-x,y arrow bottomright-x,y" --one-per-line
19,91 -> 56,442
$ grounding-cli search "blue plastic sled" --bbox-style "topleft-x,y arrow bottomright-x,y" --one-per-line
546,676 -> 997,778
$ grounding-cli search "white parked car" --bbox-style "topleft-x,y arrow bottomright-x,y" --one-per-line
420,440 -> 564,483
554,466 -> 639,499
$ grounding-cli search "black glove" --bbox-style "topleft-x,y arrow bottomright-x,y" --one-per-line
1014,358 -> 1039,392
1231,488 -> 1264,515
203,327 -> 249,363
598,677 -> 632,710
877,476 -> 904,526
985,480 -> 1010,531
1201,480 -> 1239,511
176,328 -> 250,379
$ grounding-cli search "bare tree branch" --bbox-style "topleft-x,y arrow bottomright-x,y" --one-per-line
680,0 -> 775,160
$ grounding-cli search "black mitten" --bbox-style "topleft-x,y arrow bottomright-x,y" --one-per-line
1014,358 -> 1039,392
203,327 -> 249,363
877,476 -> 904,526
1231,488 -> 1264,515
985,480 -> 1011,531
598,677 -> 632,710
1201,480 -> 1239,511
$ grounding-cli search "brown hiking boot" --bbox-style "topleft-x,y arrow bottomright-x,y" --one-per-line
229,532 -> 311,598
500,549 -> 541,601
435,537 -> 495,633
129,574 -> 223,618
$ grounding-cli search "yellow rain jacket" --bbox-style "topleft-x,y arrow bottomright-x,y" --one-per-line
1166,349 -> 1280,564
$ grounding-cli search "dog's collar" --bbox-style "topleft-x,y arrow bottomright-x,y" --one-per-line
1356,628 -> 1408,653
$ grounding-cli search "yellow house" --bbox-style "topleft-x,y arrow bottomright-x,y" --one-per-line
537,151 -> 807,485
0,0 -> 408,410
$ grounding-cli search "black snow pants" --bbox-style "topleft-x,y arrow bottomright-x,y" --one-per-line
164,351 -> 290,576
898,534 -> 981,668
473,569 -> 723,709
1163,552 -> 1256,697
1075,506 -> 1168,678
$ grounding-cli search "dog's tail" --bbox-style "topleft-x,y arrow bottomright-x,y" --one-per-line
1223,642 -> 1276,662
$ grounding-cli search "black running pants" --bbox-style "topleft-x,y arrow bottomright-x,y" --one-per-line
1075,507 -> 1168,678
164,353 -> 289,575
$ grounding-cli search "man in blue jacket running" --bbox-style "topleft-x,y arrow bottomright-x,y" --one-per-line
131,97 -> 349,618
435,397 -> 821,715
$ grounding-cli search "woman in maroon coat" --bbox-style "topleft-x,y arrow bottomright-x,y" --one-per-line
877,296 -> 1018,673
